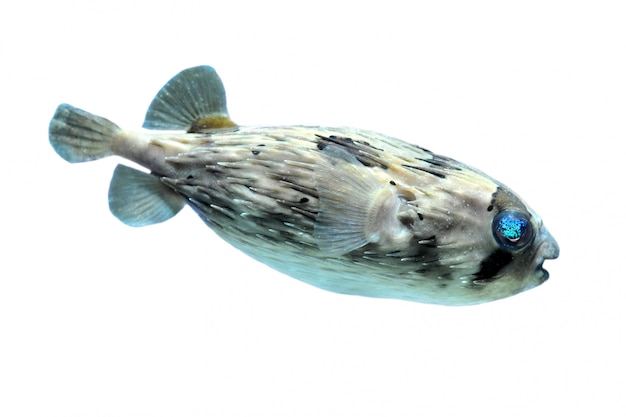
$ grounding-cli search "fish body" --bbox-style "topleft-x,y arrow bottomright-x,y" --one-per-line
49,66 -> 559,306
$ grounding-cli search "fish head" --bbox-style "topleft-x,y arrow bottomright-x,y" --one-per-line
463,185 -> 560,302
396,167 -> 560,305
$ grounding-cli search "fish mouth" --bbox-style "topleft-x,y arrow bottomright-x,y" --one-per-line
536,264 -> 550,281
534,226 -> 560,280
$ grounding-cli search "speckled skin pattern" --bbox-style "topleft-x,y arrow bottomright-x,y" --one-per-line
115,125 -> 557,305
49,66 -> 559,305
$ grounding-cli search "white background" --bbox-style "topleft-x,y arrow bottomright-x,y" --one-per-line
2,1 -> 624,416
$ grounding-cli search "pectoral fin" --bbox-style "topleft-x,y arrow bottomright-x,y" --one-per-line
108,164 -> 185,227
314,145 -> 396,255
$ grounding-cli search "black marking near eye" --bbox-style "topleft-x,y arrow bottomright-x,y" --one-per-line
489,188 -> 530,216
472,250 -> 513,283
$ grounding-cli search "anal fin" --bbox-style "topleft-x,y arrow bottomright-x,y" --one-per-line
108,164 -> 185,227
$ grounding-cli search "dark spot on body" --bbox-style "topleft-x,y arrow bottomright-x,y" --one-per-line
418,235 -> 437,247
487,205 -> 493,212
402,165 -> 446,179
417,213 -> 424,221
269,174 -> 319,198
416,157 -> 444,167
489,187 -> 532,217
414,144 -> 433,153
299,197 -> 309,204
472,250 -> 513,283
361,141 -> 384,151
251,150 -> 260,155
315,134 -> 388,169
398,213 -> 415,227
291,206 -> 317,219
361,159 -> 388,169
187,175 -> 194,179
389,180 -> 396,186
414,155 -> 462,171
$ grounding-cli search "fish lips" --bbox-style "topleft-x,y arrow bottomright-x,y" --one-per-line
534,226 -> 560,280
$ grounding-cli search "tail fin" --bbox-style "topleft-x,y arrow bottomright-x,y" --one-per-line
49,104 -> 121,163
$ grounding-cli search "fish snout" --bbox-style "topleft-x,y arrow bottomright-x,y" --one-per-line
531,226 -> 559,281
538,226 -> 560,260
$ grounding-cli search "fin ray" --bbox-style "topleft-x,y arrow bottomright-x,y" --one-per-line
108,165 -> 185,227
142,66 -> 236,132
314,145 -> 387,255
49,104 -> 120,163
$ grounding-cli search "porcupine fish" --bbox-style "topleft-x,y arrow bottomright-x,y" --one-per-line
48,66 -> 559,306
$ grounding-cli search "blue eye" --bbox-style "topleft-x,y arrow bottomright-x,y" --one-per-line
492,211 -> 534,250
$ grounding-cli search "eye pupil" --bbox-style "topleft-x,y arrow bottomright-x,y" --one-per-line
492,211 -> 534,250
497,217 -> 527,242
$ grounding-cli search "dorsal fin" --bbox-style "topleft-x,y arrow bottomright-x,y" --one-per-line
142,66 -> 237,133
